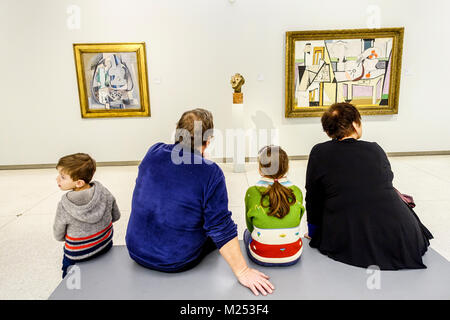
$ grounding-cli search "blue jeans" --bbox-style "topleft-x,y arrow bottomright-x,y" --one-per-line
62,241 -> 113,278
243,229 -> 301,267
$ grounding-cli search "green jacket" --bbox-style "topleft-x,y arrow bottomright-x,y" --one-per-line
245,178 -> 305,232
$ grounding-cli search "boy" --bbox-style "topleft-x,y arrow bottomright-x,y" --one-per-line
54,153 -> 121,278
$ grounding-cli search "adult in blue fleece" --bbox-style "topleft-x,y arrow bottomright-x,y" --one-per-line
126,142 -> 238,272
125,108 -> 274,296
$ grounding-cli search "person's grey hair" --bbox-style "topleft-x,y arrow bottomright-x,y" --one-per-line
175,108 -> 214,151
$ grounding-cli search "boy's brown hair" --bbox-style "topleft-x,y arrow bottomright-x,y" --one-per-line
56,153 -> 96,183
321,102 -> 361,140
258,145 -> 296,219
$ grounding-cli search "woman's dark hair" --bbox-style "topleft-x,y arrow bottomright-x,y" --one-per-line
258,145 -> 296,219
321,103 -> 361,140
175,108 -> 214,151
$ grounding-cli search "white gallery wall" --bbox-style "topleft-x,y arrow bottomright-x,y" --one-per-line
1,0 -> 449,165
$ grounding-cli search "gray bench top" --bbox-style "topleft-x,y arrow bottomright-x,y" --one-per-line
49,240 -> 450,300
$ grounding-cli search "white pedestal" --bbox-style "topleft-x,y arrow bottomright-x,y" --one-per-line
231,103 -> 246,173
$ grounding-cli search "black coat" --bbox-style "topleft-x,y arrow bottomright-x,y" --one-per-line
305,138 -> 433,270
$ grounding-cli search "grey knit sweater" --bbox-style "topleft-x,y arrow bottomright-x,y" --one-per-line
53,181 -> 121,260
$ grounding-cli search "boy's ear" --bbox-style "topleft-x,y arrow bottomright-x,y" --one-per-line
75,179 -> 86,188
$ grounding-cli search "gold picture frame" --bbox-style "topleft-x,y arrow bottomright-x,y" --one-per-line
73,42 -> 150,118
285,28 -> 404,118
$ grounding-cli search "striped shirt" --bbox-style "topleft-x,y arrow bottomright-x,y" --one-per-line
64,222 -> 114,260
53,181 -> 121,261
249,226 -> 303,264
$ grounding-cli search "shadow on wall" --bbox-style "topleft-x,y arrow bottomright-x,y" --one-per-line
250,110 -> 278,154
210,110 -> 280,160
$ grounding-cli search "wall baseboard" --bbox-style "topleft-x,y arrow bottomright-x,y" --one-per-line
0,161 -> 141,171
1,150 -> 449,170
384,151 -> 450,157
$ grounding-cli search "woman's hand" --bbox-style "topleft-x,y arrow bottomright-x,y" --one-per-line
304,232 -> 311,240
236,266 -> 275,296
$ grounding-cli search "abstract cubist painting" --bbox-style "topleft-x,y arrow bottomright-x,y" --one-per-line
285,28 -> 404,117
83,52 -> 140,110
73,43 -> 150,118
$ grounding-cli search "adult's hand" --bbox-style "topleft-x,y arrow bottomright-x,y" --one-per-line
219,237 -> 275,296
236,266 -> 274,296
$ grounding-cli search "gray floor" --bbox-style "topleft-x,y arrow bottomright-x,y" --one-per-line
49,240 -> 450,300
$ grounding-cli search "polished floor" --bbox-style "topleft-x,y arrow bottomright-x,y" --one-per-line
0,155 -> 449,299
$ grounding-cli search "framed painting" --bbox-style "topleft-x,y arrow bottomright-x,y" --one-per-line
285,28 -> 404,117
73,42 -> 150,118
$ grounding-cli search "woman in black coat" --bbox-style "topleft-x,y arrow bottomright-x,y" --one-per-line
305,103 -> 433,270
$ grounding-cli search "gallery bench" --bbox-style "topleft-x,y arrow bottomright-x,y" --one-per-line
49,240 -> 450,300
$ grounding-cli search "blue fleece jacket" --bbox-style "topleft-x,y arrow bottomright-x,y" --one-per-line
125,142 -> 238,272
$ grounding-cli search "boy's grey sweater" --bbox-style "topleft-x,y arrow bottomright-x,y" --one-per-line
53,181 -> 121,244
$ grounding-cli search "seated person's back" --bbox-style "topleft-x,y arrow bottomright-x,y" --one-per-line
126,108 -> 275,296
126,142 -> 237,271
54,153 -> 121,278
244,145 -> 305,266
305,103 -> 433,270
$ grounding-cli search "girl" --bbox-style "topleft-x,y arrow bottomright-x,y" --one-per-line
244,145 -> 305,267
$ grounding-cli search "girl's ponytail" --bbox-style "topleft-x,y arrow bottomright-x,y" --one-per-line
260,179 -> 296,218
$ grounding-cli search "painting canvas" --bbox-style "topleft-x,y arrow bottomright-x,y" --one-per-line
285,28 -> 404,117
82,52 -> 141,110
74,43 -> 150,118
